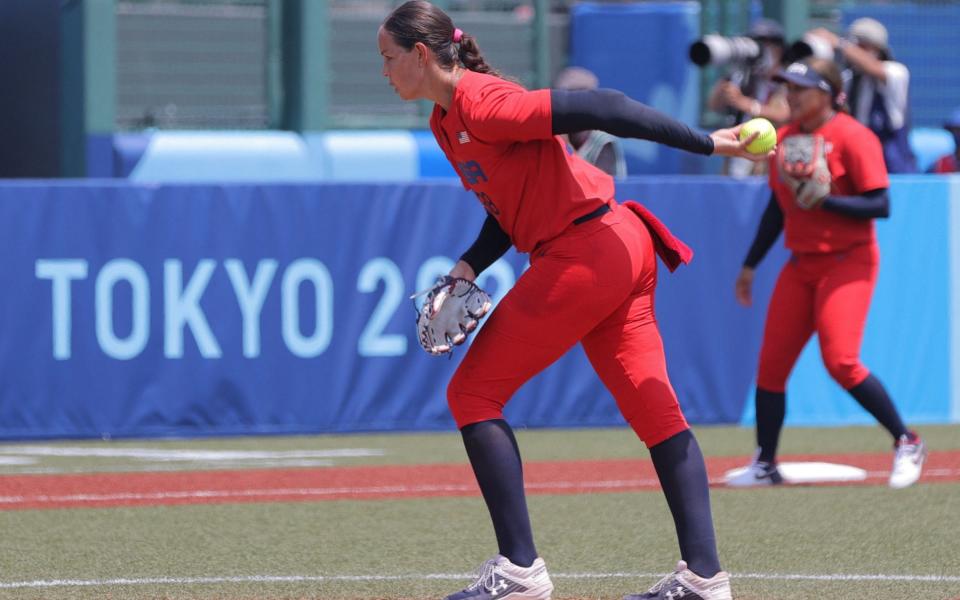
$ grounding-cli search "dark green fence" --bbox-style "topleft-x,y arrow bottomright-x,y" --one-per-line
66,1 -> 960,140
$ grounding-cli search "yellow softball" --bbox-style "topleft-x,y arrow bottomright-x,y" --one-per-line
739,117 -> 777,154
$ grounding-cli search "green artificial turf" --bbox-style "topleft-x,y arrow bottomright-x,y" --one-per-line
0,425 -> 957,599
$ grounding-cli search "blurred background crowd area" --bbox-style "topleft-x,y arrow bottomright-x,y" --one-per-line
2,0 -> 959,180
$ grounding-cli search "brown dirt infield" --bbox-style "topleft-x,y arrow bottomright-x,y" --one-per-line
0,451 -> 957,511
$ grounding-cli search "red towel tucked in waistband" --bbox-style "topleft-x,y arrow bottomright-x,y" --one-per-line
623,200 -> 693,272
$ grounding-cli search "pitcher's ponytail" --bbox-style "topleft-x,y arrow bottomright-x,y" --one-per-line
456,32 -> 504,78
383,1 -> 504,79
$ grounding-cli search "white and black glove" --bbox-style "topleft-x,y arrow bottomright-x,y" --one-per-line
412,277 -> 492,356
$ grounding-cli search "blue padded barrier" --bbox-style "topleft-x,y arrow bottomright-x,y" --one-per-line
910,128 -> 956,173
110,126 -> 959,180
112,130 -> 456,182
412,130 -> 458,178
113,133 -> 153,178
948,176 -> 960,423
129,131 -> 322,182
308,130 -> 417,182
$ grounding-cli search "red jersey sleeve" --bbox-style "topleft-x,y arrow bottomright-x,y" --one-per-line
460,81 -> 553,143
841,124 -> 890,193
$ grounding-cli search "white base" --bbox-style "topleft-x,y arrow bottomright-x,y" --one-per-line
724,462 -> 868,485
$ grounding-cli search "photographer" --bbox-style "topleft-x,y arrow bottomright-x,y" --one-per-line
706,19 -> 790,125
697,19 -> 790,176
807,18 -> 917,173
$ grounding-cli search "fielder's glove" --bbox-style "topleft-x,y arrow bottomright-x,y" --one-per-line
412,276 -> 492,356
778,134 -> 832,210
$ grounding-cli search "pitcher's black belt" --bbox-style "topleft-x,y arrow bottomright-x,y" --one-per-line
534,203 -> 613,253
572,203 -> 611,225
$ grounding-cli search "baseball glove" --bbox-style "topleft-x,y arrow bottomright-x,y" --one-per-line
412,276 -> 492,356
778,134 -> 832,210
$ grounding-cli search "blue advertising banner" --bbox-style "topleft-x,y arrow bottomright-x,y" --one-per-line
0,178 -> 953,440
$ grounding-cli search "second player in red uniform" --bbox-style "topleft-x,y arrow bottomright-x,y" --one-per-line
730,58 -> 927,489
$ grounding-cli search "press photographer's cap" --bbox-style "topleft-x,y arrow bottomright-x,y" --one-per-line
774,62 -> 833,94
848,17 -> 888,51
749,18 -> 785,42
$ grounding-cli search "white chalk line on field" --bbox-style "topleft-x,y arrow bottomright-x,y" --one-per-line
3,459 -> 339,475
2,571 -> 959,590
0,446 -> 385,474
0,480 -> 661,505
2,469 -> 960,506
0,446 -> 386,461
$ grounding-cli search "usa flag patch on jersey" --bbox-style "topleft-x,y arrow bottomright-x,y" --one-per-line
457,131 -> 470,144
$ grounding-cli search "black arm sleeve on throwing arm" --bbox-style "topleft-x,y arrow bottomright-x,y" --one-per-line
743,193 -> 784,269
551,88 -> 715,156
459,213 -> 512,276
821,188 -> 890,219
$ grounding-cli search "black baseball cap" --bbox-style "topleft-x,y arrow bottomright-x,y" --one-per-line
773,62 -> 833,94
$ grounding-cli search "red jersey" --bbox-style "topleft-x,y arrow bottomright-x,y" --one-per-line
430,70 -> 614,253
768,112 -> 889,253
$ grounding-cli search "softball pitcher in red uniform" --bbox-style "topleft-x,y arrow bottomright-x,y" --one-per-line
730,58 -> 927,489
379,3 -> 770,599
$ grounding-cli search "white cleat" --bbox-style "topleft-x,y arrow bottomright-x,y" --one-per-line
889,433 -> 927,489
444,555 -> 553,600
624,560 -> 732,600
725,451 -> 784,488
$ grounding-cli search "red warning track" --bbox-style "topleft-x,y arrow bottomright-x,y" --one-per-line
0,451 -> 957,511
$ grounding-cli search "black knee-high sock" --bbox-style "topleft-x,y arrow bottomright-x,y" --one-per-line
649,429 -> 721,579
847,374 -> 909,441
460,419 -> 537,567
756,388 -> 786,464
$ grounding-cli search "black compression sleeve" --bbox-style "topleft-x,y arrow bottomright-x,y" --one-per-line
743,193 -> 784,269
821,188 -> 890,219
551,88 -> 715,155
459,213 -> 512,276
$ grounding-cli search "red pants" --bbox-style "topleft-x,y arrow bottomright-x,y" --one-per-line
757,242 -> 879,392
447,202 -> 689,447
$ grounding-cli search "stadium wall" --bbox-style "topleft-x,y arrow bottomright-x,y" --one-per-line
0,177 -> 955,440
